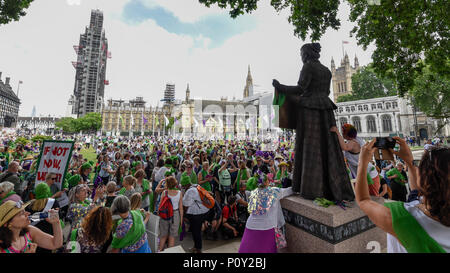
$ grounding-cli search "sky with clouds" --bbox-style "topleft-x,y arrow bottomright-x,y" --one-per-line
0,0 -> 376,117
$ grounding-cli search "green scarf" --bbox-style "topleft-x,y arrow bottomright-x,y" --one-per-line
79,199 -> 90,207
236,168 -> 249,191
387,168 -> 406,185
0,191 -> 16,205
111,210 -> 145,249
119,187 -> 126,195
275,169 -> 288,180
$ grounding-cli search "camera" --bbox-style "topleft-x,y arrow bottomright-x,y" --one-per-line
374,137 -> 396,150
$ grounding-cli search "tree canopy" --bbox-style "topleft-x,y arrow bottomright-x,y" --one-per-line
409,66 -> 449,121
0,0 -> 34,26
337,65 -> 397,102
198,0 -> 449,97
55,113 -> 102,134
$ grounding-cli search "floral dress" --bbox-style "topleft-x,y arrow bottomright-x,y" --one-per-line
67,200 -> 95,231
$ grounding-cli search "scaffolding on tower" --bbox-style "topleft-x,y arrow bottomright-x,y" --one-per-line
71,62 -> 81,69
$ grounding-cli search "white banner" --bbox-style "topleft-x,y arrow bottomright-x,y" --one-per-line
35,141 -> 74,189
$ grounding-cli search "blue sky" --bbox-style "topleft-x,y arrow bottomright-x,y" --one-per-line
122,0 -> 257,48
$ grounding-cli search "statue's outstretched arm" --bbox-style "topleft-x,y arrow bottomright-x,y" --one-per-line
277,64 -> 312,96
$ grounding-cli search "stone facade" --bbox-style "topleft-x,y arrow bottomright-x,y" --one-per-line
334,96 -> 445,141
0,72 -> 21,128
101,97 -> 171,135
331,53 -> 359,102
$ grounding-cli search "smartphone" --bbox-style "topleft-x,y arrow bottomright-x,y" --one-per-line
374,137 -> 396,150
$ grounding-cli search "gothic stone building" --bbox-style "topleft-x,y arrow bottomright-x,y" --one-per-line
334,96 -> 441,141
0,73 -> 20,128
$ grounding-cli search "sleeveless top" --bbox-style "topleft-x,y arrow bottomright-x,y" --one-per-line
343,137 -> 366,178
385,200 -> 450,253
168,191 -> 181,210
0,232 -> 33,253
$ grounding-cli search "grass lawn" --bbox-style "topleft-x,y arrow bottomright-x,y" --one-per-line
410,146 -> 424,151
80,147 -> 97,163
79,147 -> 98,182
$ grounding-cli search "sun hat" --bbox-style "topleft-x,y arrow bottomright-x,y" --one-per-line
0,200 -> 31,227
279,161 -> 289,168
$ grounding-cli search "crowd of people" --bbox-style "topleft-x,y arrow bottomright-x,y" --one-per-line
0,124 -> 448,253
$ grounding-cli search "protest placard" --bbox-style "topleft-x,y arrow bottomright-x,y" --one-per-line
34,140 -> 74,189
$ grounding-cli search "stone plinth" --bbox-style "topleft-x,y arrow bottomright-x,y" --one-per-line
280,195 -> 387,253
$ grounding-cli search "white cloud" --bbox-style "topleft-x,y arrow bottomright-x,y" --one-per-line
142,0 -> 227,23
0,0 -> 374,118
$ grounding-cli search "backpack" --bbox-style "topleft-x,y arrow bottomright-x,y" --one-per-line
158,191 -> 174,221
196,185 -> 215,209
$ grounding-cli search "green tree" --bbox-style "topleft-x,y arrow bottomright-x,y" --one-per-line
409,67 -> 449,131
336,65 -> 397,102
350,65 -> 397,99
55,117 -> 76,133
55,113 -> 102,134
198,0 -> 449,97
77,112 -> 102,133
0,0 -> 34,25
336,94 -> 355,103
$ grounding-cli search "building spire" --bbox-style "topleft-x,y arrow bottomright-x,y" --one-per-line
243,65 -> 254,98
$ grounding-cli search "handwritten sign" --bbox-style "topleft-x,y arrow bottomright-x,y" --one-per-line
35,141 -> 74,189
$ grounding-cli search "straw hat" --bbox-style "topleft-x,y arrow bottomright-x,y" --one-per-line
278,161 -> 288,167
0,200 -> 31,227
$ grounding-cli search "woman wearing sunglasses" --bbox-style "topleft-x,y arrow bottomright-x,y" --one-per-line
0,200 -> 63,253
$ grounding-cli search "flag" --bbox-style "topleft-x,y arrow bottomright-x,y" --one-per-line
143,115 -> 148,124
342,41 -> 349,44
202,119 -> 206,126
155,116 -> 159,127
193,117 -> 199,127
119,115 -> 124,124
164,115 -> 169,126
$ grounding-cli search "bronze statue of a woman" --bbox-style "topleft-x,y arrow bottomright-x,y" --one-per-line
273,43 -> 354,202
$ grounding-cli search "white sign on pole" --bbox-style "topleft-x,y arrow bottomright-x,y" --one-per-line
35,141 -> 74,189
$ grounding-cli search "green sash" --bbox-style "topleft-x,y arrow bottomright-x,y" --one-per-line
111,210 -> 146,249
141,179 -> 150,200
385,202 -> 446,253
236,168 -> 249,191
200,170 -> 211,192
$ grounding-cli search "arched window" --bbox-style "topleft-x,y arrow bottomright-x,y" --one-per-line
363,105 -> 368,111
352,117 -> 362,132
358,105 -> 363,111
339,117 -> 348,128
371,104 -> 376,110
393,102 -> 398,108
366,116 -> 377,133
345,107 -> 350,112
386,102 -> 391,109
351,106 -> 355,112
377,103 -> 383,109
382,115 -> 393,132
339,107 -> 343,113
